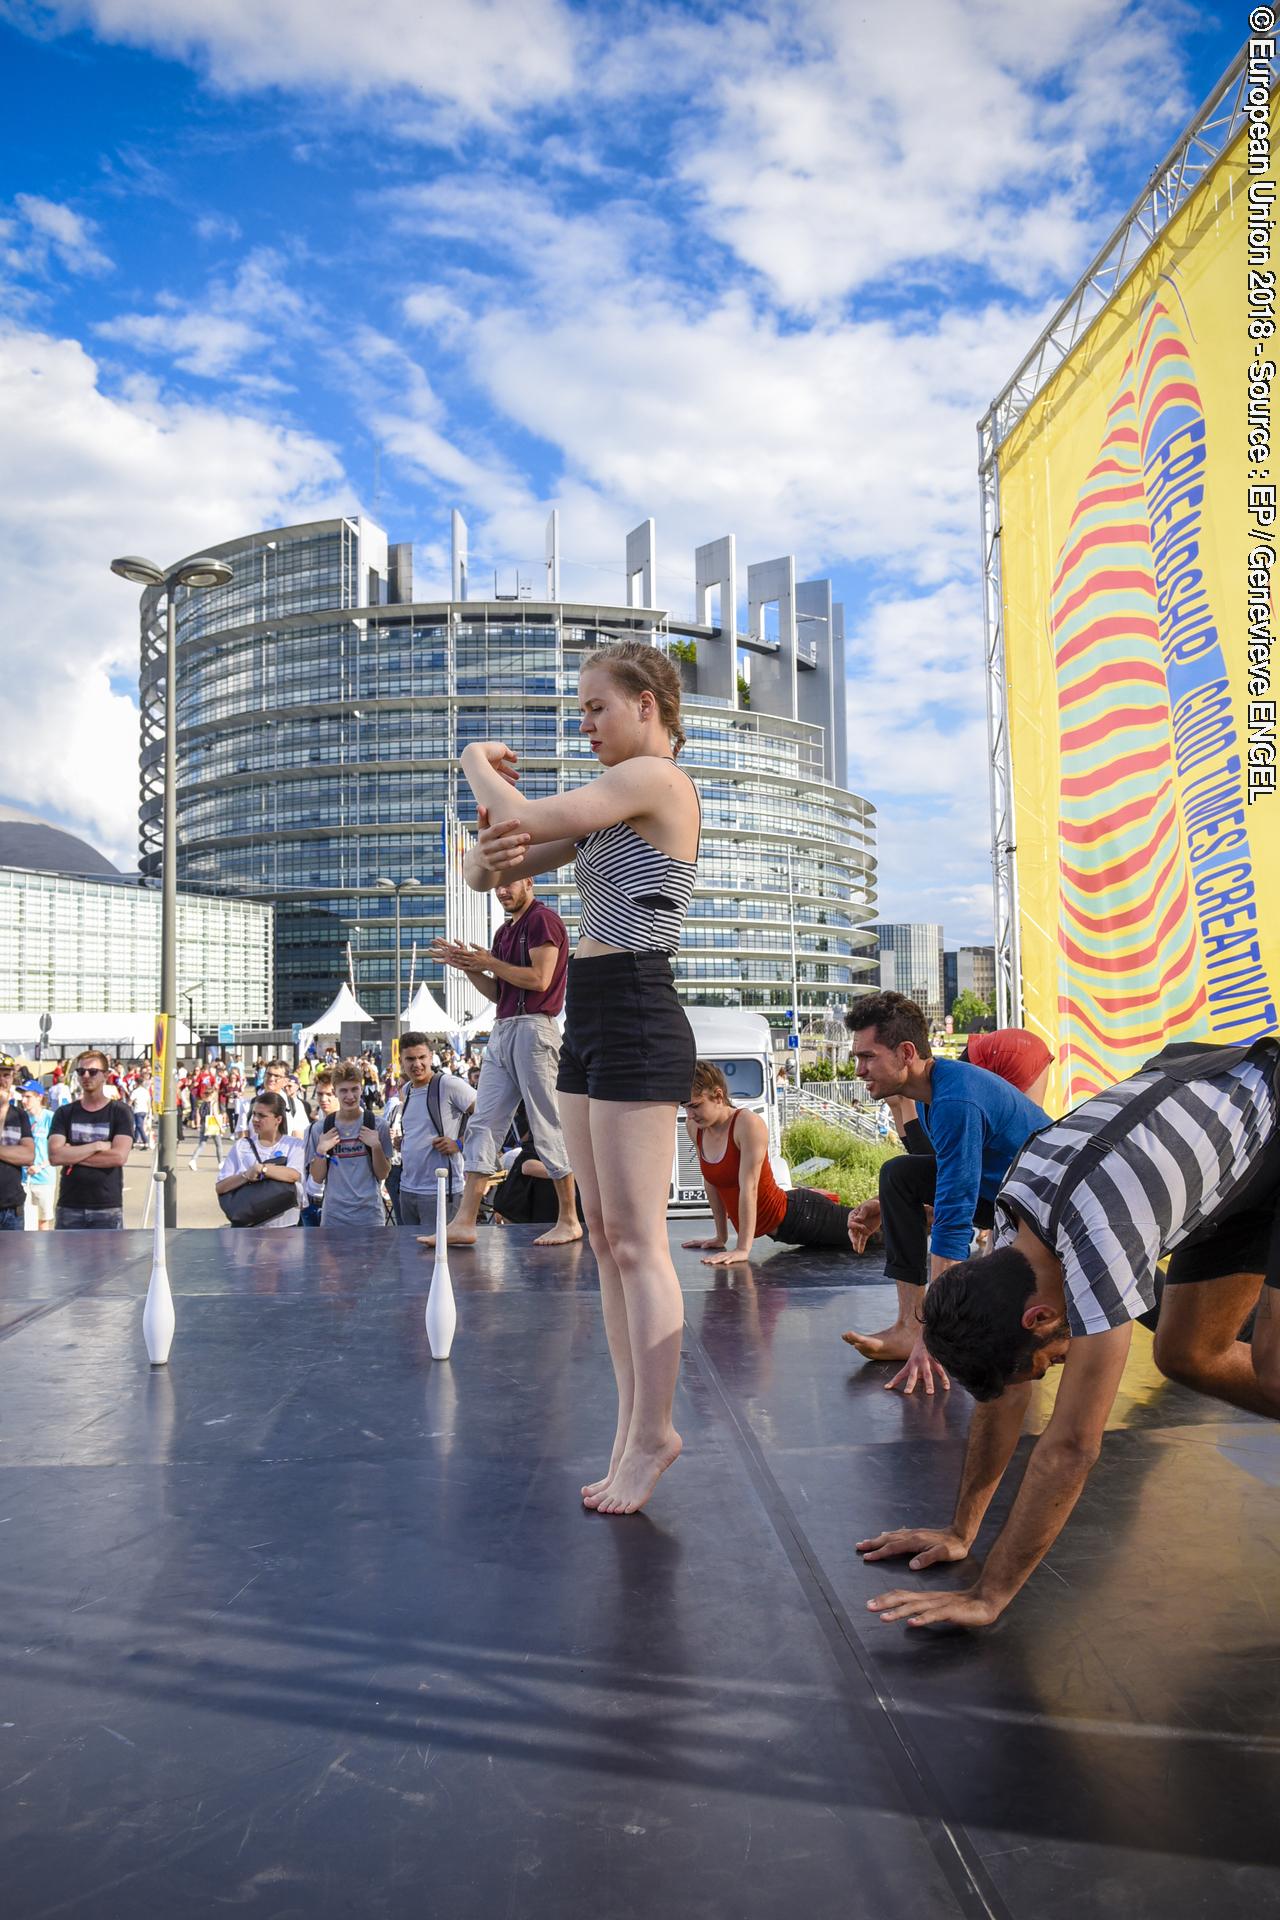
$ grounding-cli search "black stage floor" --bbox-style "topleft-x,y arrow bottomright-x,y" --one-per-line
2,1225 -> 1279,1919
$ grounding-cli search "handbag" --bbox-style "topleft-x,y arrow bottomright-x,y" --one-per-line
218,1137 -> 299,1227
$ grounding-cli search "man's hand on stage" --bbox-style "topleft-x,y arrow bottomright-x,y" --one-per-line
702,1247 -> 753,1267
681,1237 -> 726,1251
855,1524 -> 971,1569
886,1336 -> 950,1396
865,1585 -> 1002,1630
847,1197 -> 881,1253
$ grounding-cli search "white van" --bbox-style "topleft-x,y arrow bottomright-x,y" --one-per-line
669,1008 -> 793,1214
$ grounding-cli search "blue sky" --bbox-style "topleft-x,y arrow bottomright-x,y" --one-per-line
0,0 -> 1246,941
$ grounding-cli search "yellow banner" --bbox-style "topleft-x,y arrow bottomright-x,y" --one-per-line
997,94 -> 1278,1107
153,1012 -> 169,1112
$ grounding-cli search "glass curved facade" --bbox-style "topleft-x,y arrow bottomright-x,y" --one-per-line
138,518 -> 878,1028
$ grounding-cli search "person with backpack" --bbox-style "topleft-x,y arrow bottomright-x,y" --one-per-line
299,1073 -> 338,1225
305,1058 -> 393,1229
391,1031 -> 475,1229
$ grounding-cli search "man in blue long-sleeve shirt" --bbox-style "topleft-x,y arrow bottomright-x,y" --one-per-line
842,992 -> 1049,1395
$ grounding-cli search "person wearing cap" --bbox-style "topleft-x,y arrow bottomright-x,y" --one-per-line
840,993 -> 1049,1394
19,1079 -> 54,1229
0,1056 -> 36,1231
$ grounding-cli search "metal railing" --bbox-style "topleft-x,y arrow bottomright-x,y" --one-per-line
779,1087 -> 879,1141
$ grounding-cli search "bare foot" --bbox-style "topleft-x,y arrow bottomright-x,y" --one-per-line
533,1222 -> 584,1246
417,1225 -> 477,1248
581,1435 -> 628,1506
591,1433 -> 683,1516
841,1324 -> 915,1364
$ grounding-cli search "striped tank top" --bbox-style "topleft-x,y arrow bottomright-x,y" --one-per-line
574,762 -> 699,954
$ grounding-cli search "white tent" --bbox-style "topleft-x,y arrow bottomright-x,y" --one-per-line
297,981 -> 374,1053
399,982 -> 455,1032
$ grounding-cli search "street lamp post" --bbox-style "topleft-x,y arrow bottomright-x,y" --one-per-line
112,553 -> 233,1227
375,877 -> 422,1064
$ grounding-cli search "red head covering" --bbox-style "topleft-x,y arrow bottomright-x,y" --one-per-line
963,1028 -> 1054,1094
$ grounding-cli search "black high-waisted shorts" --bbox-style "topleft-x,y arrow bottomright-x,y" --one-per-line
557,951 -> 696,1103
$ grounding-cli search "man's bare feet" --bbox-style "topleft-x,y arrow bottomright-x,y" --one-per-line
590,1432 -> 682,1515
417,1225 -> 477,1248
533,1221 -> 584,1246
841,1323 -> 916,1364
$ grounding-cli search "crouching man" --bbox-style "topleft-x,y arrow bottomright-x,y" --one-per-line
859,1036 -> 1280,1628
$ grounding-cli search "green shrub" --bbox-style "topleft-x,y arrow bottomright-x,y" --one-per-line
781,1119 -> 899,1209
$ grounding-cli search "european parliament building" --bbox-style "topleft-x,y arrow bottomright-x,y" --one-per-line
135,512 -> 877,1032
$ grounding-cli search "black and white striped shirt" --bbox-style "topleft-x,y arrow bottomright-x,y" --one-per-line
574,822 -> 698,953
993,1058 -> 1278,1336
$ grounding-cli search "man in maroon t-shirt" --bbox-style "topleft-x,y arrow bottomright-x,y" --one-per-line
430,877 -> 579,1245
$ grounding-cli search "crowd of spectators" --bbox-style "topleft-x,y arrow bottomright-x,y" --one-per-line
0,1038 -> 493,1232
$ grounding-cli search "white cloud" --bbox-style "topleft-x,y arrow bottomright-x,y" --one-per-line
0,322 -> 350,866
7,194 -> 113,277
17,0 -> 576,116
96,308 -> 267,377
661,0 -> 1190,309
91,247 -> 306,383
195,211 -> 242,243
381,171 -> 1045,597
842,583 -> 996,940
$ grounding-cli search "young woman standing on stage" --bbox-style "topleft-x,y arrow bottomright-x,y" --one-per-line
460,643 -> 700,1516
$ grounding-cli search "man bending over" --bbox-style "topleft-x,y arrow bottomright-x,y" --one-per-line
859,1035 -> 1280,1628
842,993 -> 1049,1393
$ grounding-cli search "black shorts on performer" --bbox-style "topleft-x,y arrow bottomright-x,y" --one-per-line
1165,1120 -> 1280,1290
557,951 -> 696,1103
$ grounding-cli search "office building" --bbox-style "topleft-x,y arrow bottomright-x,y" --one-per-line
954,944 -> 996,1009
130,512 -> 877,1031
875,923 -> 945,1024
0,811 -> 273,1053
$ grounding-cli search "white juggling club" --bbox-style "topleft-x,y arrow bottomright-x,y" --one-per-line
425,1166 -> 457,1360
143,1171 -> 176,1365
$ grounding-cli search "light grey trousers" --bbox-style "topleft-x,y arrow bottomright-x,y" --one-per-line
462,1014 -> 572,1182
